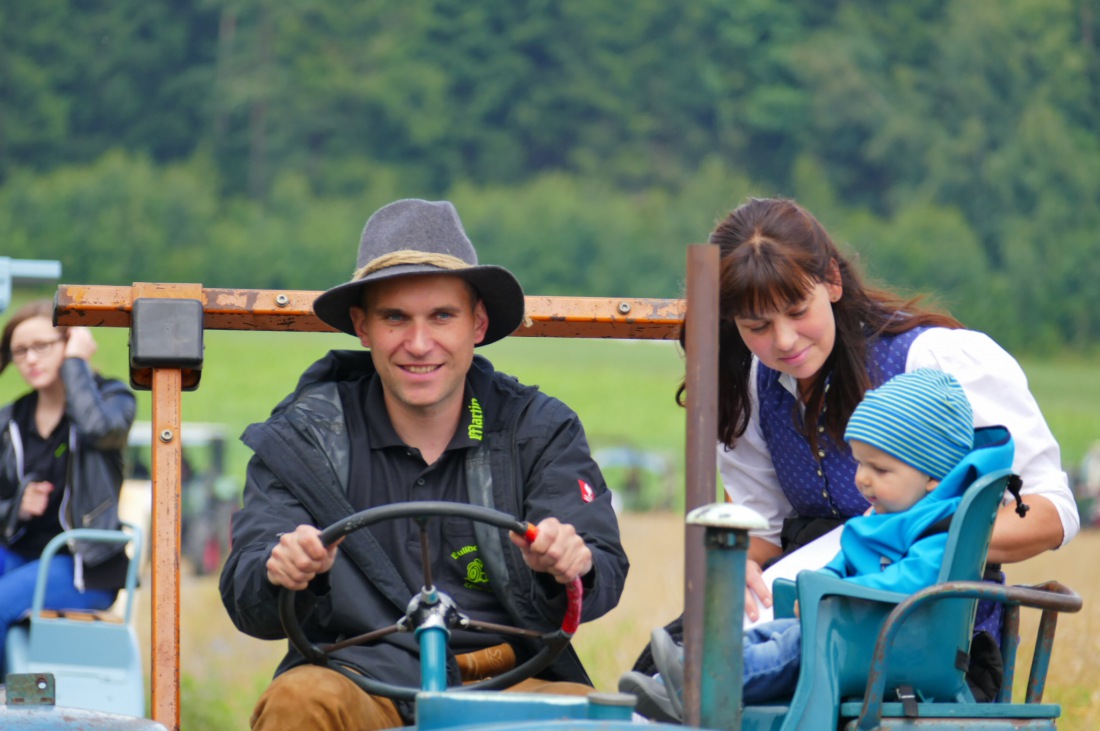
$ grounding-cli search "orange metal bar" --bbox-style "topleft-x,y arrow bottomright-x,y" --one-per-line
56,284 -> 685,339
132,281 -> 200,731
150,367 -> 183,730
516,296 -> 684,339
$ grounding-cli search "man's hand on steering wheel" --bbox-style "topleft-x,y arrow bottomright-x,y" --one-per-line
508,517 -> 593,584
266,525 -> 343,590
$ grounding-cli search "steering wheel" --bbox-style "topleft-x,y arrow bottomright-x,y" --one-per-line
278,501 -> 584,700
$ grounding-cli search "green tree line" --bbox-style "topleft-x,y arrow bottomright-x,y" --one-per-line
1,0 -> 1098,351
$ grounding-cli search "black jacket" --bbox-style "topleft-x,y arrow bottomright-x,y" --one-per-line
0,359 -> 136,570
220,351 -> 628,691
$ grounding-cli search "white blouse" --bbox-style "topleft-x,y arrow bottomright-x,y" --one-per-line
718,327 -> 1080,548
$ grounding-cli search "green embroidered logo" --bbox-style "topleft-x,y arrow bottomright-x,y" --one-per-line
54,443 -> 68,459
467,397 -> 483,440
465,558 -> 488,586
451,545 -> 492,592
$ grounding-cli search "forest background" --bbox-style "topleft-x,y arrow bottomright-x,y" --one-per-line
3,0 -> 1100,356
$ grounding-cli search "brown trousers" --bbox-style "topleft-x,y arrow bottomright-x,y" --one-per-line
251,646 -> 593,731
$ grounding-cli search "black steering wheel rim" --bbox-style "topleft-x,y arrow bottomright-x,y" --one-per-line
278,500 -> 578,701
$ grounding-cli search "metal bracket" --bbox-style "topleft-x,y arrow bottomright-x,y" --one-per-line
129,297 -> 205,391
4,673 -> 56,706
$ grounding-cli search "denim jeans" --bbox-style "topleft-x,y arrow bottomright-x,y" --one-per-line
0,544 -> 117,677
743,618 -> 802,704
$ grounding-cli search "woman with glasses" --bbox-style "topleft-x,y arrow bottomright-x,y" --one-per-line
0,300 -> 136,677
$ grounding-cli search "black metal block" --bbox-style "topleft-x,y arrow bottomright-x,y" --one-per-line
129,298 -> 204,391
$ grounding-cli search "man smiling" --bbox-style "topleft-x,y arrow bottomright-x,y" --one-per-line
220,199 -> 628,731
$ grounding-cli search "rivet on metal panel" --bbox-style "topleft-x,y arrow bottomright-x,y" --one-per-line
617,301 -> 632,314
159,429 -> 174,443
275,294 -> 290,307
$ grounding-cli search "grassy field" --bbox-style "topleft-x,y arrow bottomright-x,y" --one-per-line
1016,354 -> 1100,476
2,300 -> 1099,727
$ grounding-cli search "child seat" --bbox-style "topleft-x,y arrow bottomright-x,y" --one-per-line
4,524 -> 145,718
743,427 -> 1081,731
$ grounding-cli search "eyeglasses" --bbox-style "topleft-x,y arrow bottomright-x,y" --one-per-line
9,338 -> 64,362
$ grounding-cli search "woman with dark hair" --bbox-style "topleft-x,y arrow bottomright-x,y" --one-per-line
0,300 -> 136,675
701,197 -> 1076,621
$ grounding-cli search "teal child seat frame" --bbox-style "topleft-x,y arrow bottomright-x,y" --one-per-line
5,524 -> 145,718
738,439 -> 1080,731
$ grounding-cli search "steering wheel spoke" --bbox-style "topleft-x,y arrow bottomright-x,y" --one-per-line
415,516 -> 435,593
320,623 -> 404,654
462,618 -> 544,640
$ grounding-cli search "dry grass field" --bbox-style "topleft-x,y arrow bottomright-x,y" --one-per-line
1008,528 -> 1100,729
158,513 -> 1099,728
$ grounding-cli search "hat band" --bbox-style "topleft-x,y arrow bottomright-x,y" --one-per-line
353,250 -> 471,280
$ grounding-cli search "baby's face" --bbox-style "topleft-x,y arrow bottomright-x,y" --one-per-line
850,440 -> 939,514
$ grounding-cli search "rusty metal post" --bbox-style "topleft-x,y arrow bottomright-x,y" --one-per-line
132,281 -> 202,731
682,243 -> 720,727
150,368 -> 183,729
1026,609 -> 1060,703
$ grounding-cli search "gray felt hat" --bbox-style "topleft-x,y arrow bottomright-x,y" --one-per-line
313,199 -> 525,346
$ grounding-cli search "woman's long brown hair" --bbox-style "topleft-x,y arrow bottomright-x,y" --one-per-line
678,198 -> 962,452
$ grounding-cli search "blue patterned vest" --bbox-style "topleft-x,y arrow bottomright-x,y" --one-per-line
757,326 -> 1004,644
756,328 -> 926,520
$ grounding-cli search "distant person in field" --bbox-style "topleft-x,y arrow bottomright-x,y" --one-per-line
220,199 -> 628,730
0,300 -> 136,677
622,369 -> 1020,720
627,196 -> 1077,702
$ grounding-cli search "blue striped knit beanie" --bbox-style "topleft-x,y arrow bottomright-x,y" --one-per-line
844,368 -> 974,480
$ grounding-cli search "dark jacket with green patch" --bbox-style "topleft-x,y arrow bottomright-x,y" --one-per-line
219,350 -> 628,694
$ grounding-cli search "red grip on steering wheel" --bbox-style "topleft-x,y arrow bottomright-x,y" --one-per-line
562,577 -> 583,635
522,522 -> 584,636
523,522 -> 540,544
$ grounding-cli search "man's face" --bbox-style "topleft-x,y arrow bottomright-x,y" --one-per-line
349,274 -> 488,420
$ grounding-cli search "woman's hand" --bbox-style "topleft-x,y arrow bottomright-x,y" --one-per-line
63,327 -> 97,361
19,481 -> 54,520
744,536 -> 781,620
744,558 -> 773,622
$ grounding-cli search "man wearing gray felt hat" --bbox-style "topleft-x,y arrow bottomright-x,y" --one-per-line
223,198 -> 628,731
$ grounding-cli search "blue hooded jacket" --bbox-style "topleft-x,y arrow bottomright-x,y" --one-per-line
820,426 -> 1013,594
